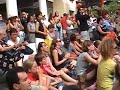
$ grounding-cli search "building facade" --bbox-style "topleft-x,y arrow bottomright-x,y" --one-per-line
0,0 -> 78,19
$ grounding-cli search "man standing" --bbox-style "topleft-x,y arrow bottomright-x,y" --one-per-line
61,13 -> 68,38
75,8 -> 90,40
20,12 -> 28,41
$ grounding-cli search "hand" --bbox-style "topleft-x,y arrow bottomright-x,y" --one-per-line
23,41 -> 28,46
64,53 -> 70,59
106,32 -> 110,34
20,45 -> 25,49
37,67 -> 43,75
13,44 -> 19,49
53,71 -> 60,76
43,32 -> 48,36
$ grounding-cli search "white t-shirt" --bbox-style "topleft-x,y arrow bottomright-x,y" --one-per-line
7,37 -> 20,46
66,20 -> 74,30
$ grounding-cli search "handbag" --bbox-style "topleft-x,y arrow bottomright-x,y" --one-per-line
0,49 -> 24,72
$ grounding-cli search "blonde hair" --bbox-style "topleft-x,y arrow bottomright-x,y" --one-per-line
98,37 -> 116,59
23,59 -> 34,72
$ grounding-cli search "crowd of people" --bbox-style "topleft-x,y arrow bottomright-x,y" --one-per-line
0,7 -> 120,90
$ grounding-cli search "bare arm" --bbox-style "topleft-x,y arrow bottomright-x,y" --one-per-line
9,23 -> 16,29
35,22 -> 47,36
0,44 -> 14,52
75,50 -> 80,56
97,26 -> 109,35
17,22 -> 24,30
52,49 -> 67,66
84,54 -> 101,65
27,23 -> 35,33
77,20 -> 80,26
74,42 -> 82,52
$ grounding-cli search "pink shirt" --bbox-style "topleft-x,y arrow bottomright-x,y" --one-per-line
43,56 -> 57,73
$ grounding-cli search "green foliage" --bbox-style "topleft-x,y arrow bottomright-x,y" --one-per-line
104,0 -> 120,14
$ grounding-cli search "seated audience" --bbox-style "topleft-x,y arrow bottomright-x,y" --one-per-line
62,38 -> 80,60
35,42 -> 78,85
7,28 -> 33,55
70,34 -> 82,53
50,38 -> 75,72
77,40 -> 101,89
6,66 -> 48,90
23,59 -> 58,90
0,29 -> 23,71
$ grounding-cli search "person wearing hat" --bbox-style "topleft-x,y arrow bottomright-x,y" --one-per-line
62,38 -> 80,60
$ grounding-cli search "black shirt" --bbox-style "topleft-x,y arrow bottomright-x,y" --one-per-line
35,21 -> 46,39
75,13 -> 90,31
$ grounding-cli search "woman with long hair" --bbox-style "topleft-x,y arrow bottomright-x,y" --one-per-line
50,38 -> 73,72
77,40 -> 101,89
97,37 -> 117,90
37,42 -> 78,85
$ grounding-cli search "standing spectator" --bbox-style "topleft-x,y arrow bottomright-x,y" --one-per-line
75,8 -> 90,40
27,15 -> 35,43
48,24 -> 56,39
8,16 -> 24,42
66,14 -> 74,37
20,12 -> 28,41
54,11 -> 60,24
103,14 -> 113,31
97,37 -> 117,90
35,12 -> 48,48
0,14 -> 7,41
93,17 -> 110,40
54,11 -> 62,40
0,14 -> 6,32
61,13 -> 68,38
48,12 -> 55,25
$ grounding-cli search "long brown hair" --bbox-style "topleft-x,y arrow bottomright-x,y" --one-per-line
82,40 -> 93,52
50,38 -> 58,55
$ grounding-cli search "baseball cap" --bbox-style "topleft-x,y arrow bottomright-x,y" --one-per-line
63,38 -> 70,44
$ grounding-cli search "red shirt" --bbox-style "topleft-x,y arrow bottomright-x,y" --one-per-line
39,65 -> 48,75
61,16 -> 67,30
28,73 -> 39,81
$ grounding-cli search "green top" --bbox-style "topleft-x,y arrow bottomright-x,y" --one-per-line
31,85 -> 41,90
97,58 -> 116,90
